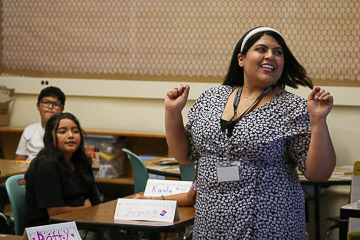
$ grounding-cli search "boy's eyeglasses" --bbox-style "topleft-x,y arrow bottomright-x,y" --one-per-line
40,100 -> 62,110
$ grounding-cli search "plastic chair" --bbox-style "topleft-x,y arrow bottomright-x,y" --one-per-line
6,174 -> 26,235
122,148 -> 149,193
179,162 -> 196,181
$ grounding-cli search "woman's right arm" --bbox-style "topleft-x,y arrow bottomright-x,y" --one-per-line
165,85 -> 192,164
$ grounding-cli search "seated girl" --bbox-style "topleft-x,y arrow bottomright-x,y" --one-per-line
25,112 -> 100,227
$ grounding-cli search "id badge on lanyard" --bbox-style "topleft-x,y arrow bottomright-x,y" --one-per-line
216,136 -> 240,183
217,165 -> 240,182
216,127 -> 240,183
217,85 -> 274,183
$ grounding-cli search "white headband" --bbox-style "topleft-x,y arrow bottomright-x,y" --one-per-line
240,27 -> 283,53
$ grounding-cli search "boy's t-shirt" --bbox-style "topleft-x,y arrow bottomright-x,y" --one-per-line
15,122 -> 45,160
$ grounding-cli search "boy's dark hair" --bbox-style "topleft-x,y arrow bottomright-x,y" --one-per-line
37,86 -> 66,106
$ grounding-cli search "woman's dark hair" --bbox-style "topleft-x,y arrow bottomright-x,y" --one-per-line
31,112 -> 93,187
223,27 -> 313,89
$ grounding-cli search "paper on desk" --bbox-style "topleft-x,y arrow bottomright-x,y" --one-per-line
23,221 -> 81,240
114,198 -> 179,224
144,179 -> 193,197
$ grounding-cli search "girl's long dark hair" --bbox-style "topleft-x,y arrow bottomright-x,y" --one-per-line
30,112 -> 93,187
223,27 -> 313,89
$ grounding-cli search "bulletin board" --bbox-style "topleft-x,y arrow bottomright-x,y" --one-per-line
0,0 -> 359,86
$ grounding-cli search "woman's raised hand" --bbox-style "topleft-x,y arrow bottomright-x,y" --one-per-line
307,86 -> 334,120
165,84 -> 190,113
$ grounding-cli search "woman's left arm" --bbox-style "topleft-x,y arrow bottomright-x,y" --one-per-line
305,87 -> 336,182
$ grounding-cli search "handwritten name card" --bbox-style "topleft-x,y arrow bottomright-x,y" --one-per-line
24,221 -> 81,240
144,179 -> 193,197
114,199 -> 179,224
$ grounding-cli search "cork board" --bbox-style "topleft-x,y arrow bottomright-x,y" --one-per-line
1,0 -> 359,86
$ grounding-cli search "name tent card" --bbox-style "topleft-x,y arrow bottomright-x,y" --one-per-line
114,198 -> 179,224
144,179 -> 193,197
24,221 -> 81,240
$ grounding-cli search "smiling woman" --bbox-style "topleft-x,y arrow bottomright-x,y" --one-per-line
164,26 -> 336,239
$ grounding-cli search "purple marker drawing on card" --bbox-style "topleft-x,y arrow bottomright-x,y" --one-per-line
160,210 -> 167,216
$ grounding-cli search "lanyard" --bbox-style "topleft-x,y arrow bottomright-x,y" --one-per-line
223,85 -> 274,137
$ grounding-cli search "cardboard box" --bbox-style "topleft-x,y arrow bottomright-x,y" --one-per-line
84,134 -> 128,178
0,86 -> 15,126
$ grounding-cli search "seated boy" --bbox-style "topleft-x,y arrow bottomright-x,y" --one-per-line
15,86 -> 65,160
0,86 -> 65,214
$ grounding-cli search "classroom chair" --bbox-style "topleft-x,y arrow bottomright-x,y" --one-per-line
122,148 -> 149,193
179,162 -> 196,181
6,174 -> 26,235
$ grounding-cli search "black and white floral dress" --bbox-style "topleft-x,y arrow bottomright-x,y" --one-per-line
186,85 -> 310,239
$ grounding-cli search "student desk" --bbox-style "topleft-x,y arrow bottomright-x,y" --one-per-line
299,166 -> 352,240
49,199 -> 195,239
0,234 -> 23,239
144,157 -> 181,178
0,159 -> 30,183
339,202 -> 360,240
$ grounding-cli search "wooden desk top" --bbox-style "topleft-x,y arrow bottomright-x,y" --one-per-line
299,165 -> 352,185
49,199 -> 195,232
341,202 -> 358,211
0,234 -> 23,239
144,157 -> 180,178
0,159 -> 29,181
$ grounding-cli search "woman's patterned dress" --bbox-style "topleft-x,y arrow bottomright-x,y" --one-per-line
186,85 -> 310,239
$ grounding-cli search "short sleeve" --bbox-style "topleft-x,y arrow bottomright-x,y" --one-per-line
287,112 -> 311,175
186,91 -> 209,163
15,131 -> 28,156
34,159 -> 65,208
